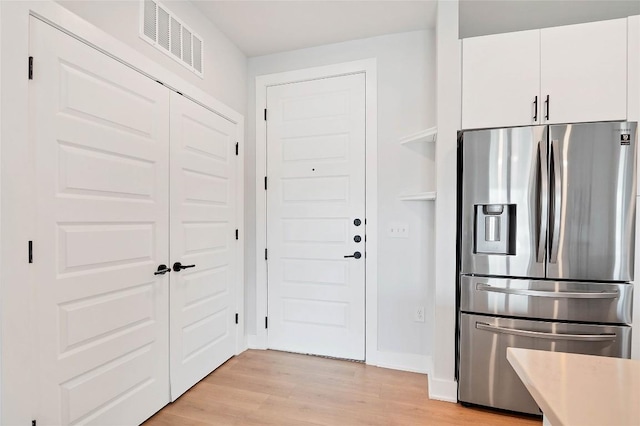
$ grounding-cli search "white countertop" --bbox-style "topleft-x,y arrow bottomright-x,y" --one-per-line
507,348 -> 640,426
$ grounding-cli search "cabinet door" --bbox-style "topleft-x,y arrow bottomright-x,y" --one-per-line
462,29 -> 540,129
541,18 -> 627,124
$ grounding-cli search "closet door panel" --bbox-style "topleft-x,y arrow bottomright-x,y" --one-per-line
31,17 -> 170,425
169,92 -> 238,400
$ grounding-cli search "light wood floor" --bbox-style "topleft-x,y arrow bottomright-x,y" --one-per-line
144,350 -> 542,426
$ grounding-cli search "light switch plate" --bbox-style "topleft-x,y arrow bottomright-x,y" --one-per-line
388,222 -> 409,238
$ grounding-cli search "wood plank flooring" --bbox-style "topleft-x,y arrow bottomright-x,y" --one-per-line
144,350 -> 542,426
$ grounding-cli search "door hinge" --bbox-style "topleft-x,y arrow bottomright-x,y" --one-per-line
265,248 -> 268,260
28,56 -> 33,80
235,313 -> 239,324
235,229 -> 239,240
235,142 -> 239,156
264,108 -> 267,121
265,317 -> 268,329
28,241 -> 33,263
264,176 -> 268,190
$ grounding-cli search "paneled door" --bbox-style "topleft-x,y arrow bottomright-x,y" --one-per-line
169,92 -> 238,399
31,18 -> 170,425
266,74 -> 366,360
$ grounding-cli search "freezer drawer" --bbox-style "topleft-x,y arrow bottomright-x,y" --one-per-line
460,275 -> 633,324
458,313 -> 631,415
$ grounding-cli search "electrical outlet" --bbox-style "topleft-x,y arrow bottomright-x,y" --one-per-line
414,306 -> 425,322
388,222 -> 409,238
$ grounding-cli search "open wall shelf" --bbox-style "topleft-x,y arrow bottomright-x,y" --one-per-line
399,191 -> 436,201
399,127 -> 437,145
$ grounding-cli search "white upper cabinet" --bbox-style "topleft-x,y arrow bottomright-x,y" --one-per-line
541,18 -> 627,124
462,30 -> 540,130
462,18 -> 628,129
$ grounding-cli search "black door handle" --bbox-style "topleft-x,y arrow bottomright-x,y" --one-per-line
154,264 -> 171,275
533,95 -> 538,122
173,262 -> 196,272
344,251 -> 362,259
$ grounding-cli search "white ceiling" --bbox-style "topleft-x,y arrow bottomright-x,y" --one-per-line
189,0 -> 640,58
459,0 -> 640,38
191,1 -> 438,57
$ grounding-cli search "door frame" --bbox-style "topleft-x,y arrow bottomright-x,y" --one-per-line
0,2 -> 245,424
254,59 -> 378,363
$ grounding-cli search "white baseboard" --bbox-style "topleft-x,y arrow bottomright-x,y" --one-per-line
428,376 -> 458,402
247,334 -> 267,350
369,351 -> 432,374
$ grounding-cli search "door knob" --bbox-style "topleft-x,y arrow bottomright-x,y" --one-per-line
354,218 -> 362,226
154,264 -> 171,275
344,251 -> 362,259
354,235 -> 362,243
173,262 -> 196,272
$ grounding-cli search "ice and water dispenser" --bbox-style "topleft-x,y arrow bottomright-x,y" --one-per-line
473,204 -> 516,255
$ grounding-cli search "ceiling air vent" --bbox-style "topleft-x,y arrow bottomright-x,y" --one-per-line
140,0 -> 204,77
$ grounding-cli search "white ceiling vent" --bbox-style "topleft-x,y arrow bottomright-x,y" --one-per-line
140,0 -> 204,78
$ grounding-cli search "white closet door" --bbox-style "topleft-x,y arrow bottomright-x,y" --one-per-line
169,92 -> 238,400
266,73 -> 366,360
31,18 -> 170,425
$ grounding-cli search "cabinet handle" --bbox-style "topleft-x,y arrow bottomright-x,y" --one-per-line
533,96 -> 538,122
544,95 -> 550,120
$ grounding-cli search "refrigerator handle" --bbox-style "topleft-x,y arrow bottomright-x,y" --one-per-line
476,322 -> 617,342
549,139 -> 562,264
536,140 -> 548,263
476,283 -> 619,299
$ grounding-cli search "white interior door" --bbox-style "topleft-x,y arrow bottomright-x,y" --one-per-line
31,18 -> 170,425
169,92 -> 238,399
266,73 -> 366,360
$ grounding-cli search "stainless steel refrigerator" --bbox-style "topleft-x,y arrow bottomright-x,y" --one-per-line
458,122 -> 636,415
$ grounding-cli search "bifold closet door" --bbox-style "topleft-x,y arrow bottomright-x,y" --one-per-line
169,92 -> 238,400
31,18 -> 170,425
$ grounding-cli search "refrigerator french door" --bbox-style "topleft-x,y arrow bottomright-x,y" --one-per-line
458,121 -> 637,414
460,122 -> 636,280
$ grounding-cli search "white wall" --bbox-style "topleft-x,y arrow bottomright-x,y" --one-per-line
246,30 -> 437,360
57,0 -> 247,115
429,0 -> 460,401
